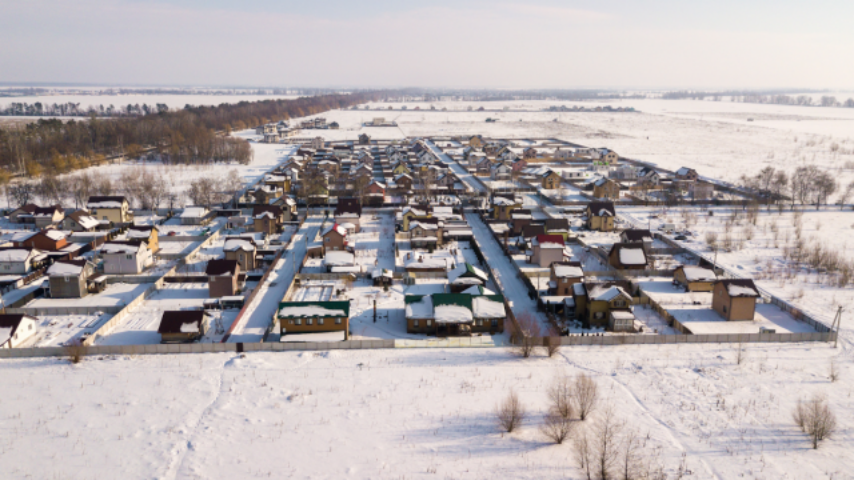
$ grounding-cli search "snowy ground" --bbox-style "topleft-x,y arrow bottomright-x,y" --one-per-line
3,342 -> 854,480
25,283 -> 152,309
620,205 -> 854,327
0,92 -> 298,110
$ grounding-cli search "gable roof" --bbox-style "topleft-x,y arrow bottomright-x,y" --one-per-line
448,263 -> 489,284
12,204 -> 39,214
223,237 -> 257,252
205,259 -> 239,276
621,229 -> 653,242
608,243 -> 647,267
67,210 -> 100,229
252,205 -> 282,219
158,310 -> 207,334
716,279 -> 760,298
587,201 -> 616,217
86,196 -> 127,208
0,247 -> 41,263
545,218 -> 569,231
532,235 -> 565,248
47,259 -> 89,277
676,265 -> 716,282
322,223 -> 347,237
0,314 -> 37,345
278,301 -> 350,318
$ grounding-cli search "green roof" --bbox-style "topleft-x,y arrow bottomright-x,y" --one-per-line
431,293 -> 473,309
277,301 -> 350,318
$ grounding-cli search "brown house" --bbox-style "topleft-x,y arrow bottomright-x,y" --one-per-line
278,301 -> 350,340
674,265 -> 716,292
608,243 -> 648,270
8,204 -> 38,224
394,173 -> 413,190
586,202 -> 616,232
592,177 -> 620,200
321,223 -> 348,253
252,205 -> 283,235
223,237 -> 257,272
47,259 -> 94,298
549,262 -> 584,296
158,310 -> 210,343
712,279 -> 760,321
541,170 -> 562,190
62,210 -> 100,232
206,259 -> 240,298
16,229 -> 68,251
33,206 -> 65,229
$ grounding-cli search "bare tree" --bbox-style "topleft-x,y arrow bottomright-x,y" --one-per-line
573,429 -> 594,480
813,170 -> 837,209
541,412 -> 574,444
513,311 -> 541,358
592,405 -> 624,480
735,340 -> 747,365
548,375 -> 573,419
496,390 -> 526,433
829,358 -> 839,382
837,181 -> 854,209
7,183 -> 36,207
545,329 -> 562,357
573,373 -> 599,421
794,393 -> 838,449
619,428 -> 642,480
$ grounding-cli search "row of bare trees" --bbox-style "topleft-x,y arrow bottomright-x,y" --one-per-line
741,166 -> 850,209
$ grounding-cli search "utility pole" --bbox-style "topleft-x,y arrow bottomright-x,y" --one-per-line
832,306 -> 843,348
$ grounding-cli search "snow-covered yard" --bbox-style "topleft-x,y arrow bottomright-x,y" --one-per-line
2,342 -> 853,479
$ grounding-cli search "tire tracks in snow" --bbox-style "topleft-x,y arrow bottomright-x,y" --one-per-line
558,350 -> 723,480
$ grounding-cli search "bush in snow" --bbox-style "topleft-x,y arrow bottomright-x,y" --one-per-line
793,393 -> 837,449
496,390 -> 525,433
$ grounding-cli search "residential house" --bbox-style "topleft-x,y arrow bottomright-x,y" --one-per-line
401,205 -> 432,231
8,204 -> 38,224
33,206 -> 64,229
410,218 -> 443,248
521,224 -> 546,241
47,259 -> 94,298
0,314 -> 39,348
180,206 -> 210,225
0,247 -> 45,274
447,263 -> 489,292
490,163 -> 511,180
252,205 -> 284,235
405,293 -> 506,336
127,226 -> 159,253
16,229 -> 68,251
310,136 -> 325,149
271,196 -> 298,221
264,174 -> 291,192
278,301 -> 350,341
545,218 -> 571,240
367,180 -> 386,200
528,235 -> 566,268
334,198 -> 362,233
321,223 -> 349,253
468,135 -> 484,148
712,279 -> 760,321
675,167 -> 699,183
594,148 -> 619,165
548,262 -> 584,296
592,177 -> 620,200
158,310 -> 210,343
223,236 -> 257,272
585,202 -> 616,232
674,265 -> 717,292
637,167 -> 661,186
358,133 -> 371,145
608,243 -> 648,270
509,210 -> 533,236
87,196 -> 132,224
323,251 -> 357,273
620,229 -> 653,252
572,282 -> 634,328
690,182 -> 714,201
62,210 -> 99,232
393,173 -> 413,191
101,240 -> 152,274
541,170 -> 562,190
205,259 -> 241,298
492,195 -> 521,220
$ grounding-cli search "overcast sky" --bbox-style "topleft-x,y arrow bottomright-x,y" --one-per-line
2,0 -> 853,90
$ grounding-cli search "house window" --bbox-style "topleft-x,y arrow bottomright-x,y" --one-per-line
307,318 -> 313,325
289,319 -> 294,325
723,305 -> 727,313
325,238 -> 330,242
594,312 -> 604,320
318,318 -> 324,325
476,319 -> 483,326
126,255 -> 133,260
295,319 -> 302,325
426,320 -> 432,327
492,319 -> 498,327
413,320 -> 419,327
335,318 -> 342,324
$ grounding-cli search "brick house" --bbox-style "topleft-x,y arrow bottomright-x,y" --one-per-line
712,279 -> 760,321
206,259 -> 240,298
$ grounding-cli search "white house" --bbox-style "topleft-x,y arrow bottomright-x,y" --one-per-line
180,207 -> 209,225
0,314 -> 39,348
0,247 -> 44,274
100,241 -> 153,274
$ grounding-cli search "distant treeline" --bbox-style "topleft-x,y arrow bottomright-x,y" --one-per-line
0,91 -> 383,183
662,90 -> 854,107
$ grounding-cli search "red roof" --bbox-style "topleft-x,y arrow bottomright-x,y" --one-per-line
534,234 -> 565,246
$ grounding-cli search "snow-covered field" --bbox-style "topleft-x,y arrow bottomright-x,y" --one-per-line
3,342 -> 853,480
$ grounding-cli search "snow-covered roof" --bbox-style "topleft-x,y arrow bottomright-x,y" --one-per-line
587,285 -> 631,302
180,322 -> 200,333
718,279 -> 760,298
610,310 -> 635,320
10,232 -> 36,243
126,229 -> 153,239
619,248 -> 646,266
44,230 -> 67,241
461,285 -> 495,296
324,251 -> 355,267
554,265 -> 583,278
224,238 -> 256,252
410,221 -> 439,231
86,201 -> 123,208
101,242 -> 143,254
0,248 -> 37,263
255,211 -> 275,220
404,255 -> 447,269
492,197 -> 517,206
679,266 -> 716,282
434,305 -> 473,324
322,224 -> 347,237
278,306 -> 347,318
472,297 -> 505,318
448,263 -> 488,284
180,207 -> 208,218
405,296 -> 434,319
71,214 -> 100,229
47,261 -> 85,277
676,167 -> 694,176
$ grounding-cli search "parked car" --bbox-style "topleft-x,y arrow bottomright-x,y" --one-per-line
674,235 -> 687,240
